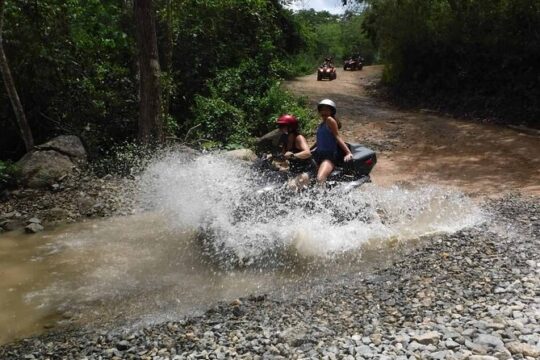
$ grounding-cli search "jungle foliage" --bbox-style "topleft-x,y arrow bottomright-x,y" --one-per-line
0,0 -> 313,160
357,0 -> 540,126
2,0 -> 537,165
287,9 -> 376,74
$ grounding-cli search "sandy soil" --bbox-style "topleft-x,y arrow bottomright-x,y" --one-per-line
285,66 -> 540,197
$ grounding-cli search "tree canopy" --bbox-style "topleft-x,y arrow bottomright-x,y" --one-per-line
1,0 -> 538,165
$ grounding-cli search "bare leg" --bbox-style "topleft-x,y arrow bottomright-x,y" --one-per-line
317,160 -> 334,184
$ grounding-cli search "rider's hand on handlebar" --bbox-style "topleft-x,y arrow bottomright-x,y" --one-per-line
344,153 -> 353,162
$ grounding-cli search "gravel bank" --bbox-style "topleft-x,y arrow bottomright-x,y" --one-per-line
0,171 -> 137,232
1,195 -> 538,360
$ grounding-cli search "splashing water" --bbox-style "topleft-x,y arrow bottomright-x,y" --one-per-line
140,151 -> 485,267
0,149 -> 487,344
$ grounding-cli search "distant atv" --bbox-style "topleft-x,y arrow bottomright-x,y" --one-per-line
317,64 -> 337,81
343,57 -> 363,71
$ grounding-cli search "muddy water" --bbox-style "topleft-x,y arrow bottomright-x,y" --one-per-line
0,153 -> 486,345
0,215 -> 286,344
0,216 -> 396,344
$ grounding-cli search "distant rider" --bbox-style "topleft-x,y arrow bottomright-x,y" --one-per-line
323,57 -> 333,67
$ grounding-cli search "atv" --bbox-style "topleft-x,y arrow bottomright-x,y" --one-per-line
317,63 -> 337,81
196,143 -> 378,268
259,143 -> 377,191
343,57 -> 363,71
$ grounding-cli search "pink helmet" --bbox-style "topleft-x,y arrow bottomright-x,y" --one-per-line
276,114 -> 298,131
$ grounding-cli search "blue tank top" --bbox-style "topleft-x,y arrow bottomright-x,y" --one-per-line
316,122 -> 337,152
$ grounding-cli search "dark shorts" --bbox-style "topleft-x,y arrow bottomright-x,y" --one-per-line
289,159 -> 317,175
314,150 -> 337,165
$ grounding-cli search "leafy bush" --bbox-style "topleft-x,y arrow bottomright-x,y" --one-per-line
188,59 -> 318,149
90,142 -> 156,178
0,160 -> 19,190
257,83 -> 319,137
190,96 -> 247,147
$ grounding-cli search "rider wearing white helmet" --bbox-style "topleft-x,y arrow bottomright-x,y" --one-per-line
314,99 -> 353,184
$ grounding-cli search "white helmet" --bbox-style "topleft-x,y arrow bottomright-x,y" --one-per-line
317,99 -> 337,115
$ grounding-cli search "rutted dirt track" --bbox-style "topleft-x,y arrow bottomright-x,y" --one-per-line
285,66 -> 540,196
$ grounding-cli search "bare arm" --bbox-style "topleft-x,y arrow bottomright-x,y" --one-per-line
292,135 -> 311,159
284,134 -> 312,160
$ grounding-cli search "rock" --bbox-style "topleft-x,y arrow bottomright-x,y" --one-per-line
256,129 -> 283,153
15,135 -> 87,188
411,331 -> 441,345
116,340 -> 130,351
46,207 -> 71,221
354,345 -> 373,357
230,299 -> 242,306
2,219 -> 25,231
77,196 -> 95,216
27,217 -> 41,224
408,341 -> 425,351
429,350 -> 454,360
370,333 -> 382,345
17,150 -> 75,188
473,334 -> 505,351
223,149 -> 257,162
279,326 -> 311,347
35,135 -> 87,162
231,306 -> 244,317
506,342 -> 540,357
0,210 -> 20,220
25,223 -> 44,233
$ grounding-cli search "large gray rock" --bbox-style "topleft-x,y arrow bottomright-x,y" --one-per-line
16,135 -> 87,188
35,135 -> 87,162
256,129 -> 283,153
17,150 -> 75,188
223,149 -> 257,162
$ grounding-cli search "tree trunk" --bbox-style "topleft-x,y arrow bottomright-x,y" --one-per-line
134,0 -> 162,144
162,0 -> 173,122
0,0 -> 34,152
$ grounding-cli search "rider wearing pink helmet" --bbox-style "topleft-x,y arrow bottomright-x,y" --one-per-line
276,114 -> 311,163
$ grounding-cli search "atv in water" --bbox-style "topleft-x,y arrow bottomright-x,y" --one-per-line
258,142 -> 377,191
196,143 -> 377,269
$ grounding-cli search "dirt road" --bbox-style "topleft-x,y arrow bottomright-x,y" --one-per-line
285,66 -> 540,197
